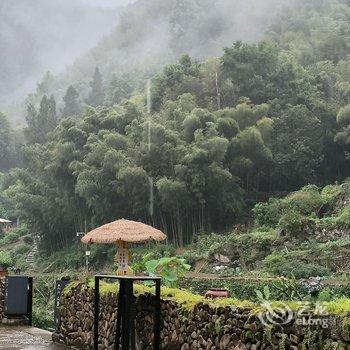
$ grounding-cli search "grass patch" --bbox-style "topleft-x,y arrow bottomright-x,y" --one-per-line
69,280 -> 350,315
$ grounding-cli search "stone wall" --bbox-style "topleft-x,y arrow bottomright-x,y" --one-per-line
0,278 -> 4,321
54,283 -> 350,350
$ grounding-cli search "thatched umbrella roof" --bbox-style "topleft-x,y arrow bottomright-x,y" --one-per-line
0,218 -> 11,224
81,219 -> 166,244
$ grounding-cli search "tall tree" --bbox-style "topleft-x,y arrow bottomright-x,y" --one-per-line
87,67 -> 105,107
0,112 -> 11,170
62,86 -> 81,118
24,95 -> 57,144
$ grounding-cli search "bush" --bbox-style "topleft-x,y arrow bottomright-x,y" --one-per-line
263,253 -> 331,278
36,243 -> 85,271
0,231 -> 20,245
321,184 -> 342,205
253,198 -> 282,227
180,277 -> 350,302
11,225 -> 29,236
192,233 -> 226,260
23,235 -> 34,245
33,305 -> 55,330
0,251 -> 13,268
318,288 -> 334,302
14,243 -> 31,255
282,185 -> 322,215
277,210 -> 308,234
336,205 -> 350,228
146,257 -> 190,287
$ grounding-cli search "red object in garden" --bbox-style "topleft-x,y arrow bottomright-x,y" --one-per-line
205,288 -> 231,299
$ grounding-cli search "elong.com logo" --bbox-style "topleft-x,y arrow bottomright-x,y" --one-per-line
258,300 -> 330,329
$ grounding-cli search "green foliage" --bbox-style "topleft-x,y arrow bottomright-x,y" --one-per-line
277,210 -> 308,234
23,235 -> 34,245
0,251 -> 13,268
253,183 -> 350,235
181,275 -> 350,302
263,252 -> 331,278
86,67 -> 105,108
62,86 -> 81,118
318,288 -> 334,302
337,105 -> 350,126
0,112 -> 12,170
146,257 -> 191,287
0,231 -> 20,245
253,198 -> 282,227
336,205 -> 350,228
36,243 -> 85,271
283,185 -> 323,215
5,0 -> 350,264
24,95 -> 57,144
11,225 -> 29,236
13,243 -> 31,255
33,305 -> 55,330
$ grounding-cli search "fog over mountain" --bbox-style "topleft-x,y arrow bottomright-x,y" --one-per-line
0,0 -> 292,124
0,0 -> 135,108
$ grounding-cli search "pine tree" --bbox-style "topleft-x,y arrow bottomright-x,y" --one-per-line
62,85 -> 81,117
24,95 -> 57,144
24,103 -> 38,144
0,112 -> 11,170
87,67 -> 105,107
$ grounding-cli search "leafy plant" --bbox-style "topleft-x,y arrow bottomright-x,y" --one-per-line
146,257 -> 191,287
277,209 -> 310,235
14,243 -> 31,255
253,198 -> 282,227
0,251 -> 13,269
255,285 -> 271,302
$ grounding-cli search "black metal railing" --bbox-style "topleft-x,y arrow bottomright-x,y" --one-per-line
94,275 -> 161,350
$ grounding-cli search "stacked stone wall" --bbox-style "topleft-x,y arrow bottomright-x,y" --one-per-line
54,283 -> 350,350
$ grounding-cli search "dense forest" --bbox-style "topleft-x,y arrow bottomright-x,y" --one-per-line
1,0 -> 350,253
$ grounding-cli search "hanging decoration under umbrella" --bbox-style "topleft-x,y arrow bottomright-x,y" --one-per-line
81,219 -> 166,275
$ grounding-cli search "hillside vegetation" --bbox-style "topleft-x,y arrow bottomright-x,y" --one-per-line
184,183 -> 350,279
0,0 -> 350,263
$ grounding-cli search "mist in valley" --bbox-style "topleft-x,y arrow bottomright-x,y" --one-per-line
0,0 -> 293,124
0,0 -> 136,111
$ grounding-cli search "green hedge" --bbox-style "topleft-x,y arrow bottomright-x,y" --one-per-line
180,278 -> 350,302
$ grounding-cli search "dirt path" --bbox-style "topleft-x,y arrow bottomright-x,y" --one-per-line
0,327 -> 66,349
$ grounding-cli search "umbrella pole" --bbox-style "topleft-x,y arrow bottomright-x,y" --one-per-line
116,241 -> 133,276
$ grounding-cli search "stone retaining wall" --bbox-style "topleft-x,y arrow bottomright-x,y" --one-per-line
0,278 -> 4,321
53,282 -> 350,350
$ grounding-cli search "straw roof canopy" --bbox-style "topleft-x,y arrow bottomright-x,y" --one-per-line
0,218 -> 11,224
81,219 -> 166,244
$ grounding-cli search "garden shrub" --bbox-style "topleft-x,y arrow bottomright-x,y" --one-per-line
36,243 -> 85,271
14,243 -> 31,255
180,277 -> 307,301
282,185 -> 322,216
253,198 -> 282,227
0,231 -> 20,245
263,252 -> 331,278
0,251 -> 13,268
132,243 -> 177,273
180,277 -> 350,302
321,182 -> 350,214
146,257 -> 190,287
192,233 -> 226,259
23,235 -> 34,245
336,205 -> 350,228
321,184 -> 342,205
277,209 -> 314,235
318,288 -> 334,302
11,225 -> 29,236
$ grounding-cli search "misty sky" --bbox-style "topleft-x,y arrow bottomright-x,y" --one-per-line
0,0 -> 136,105
80,0 -> 136,7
